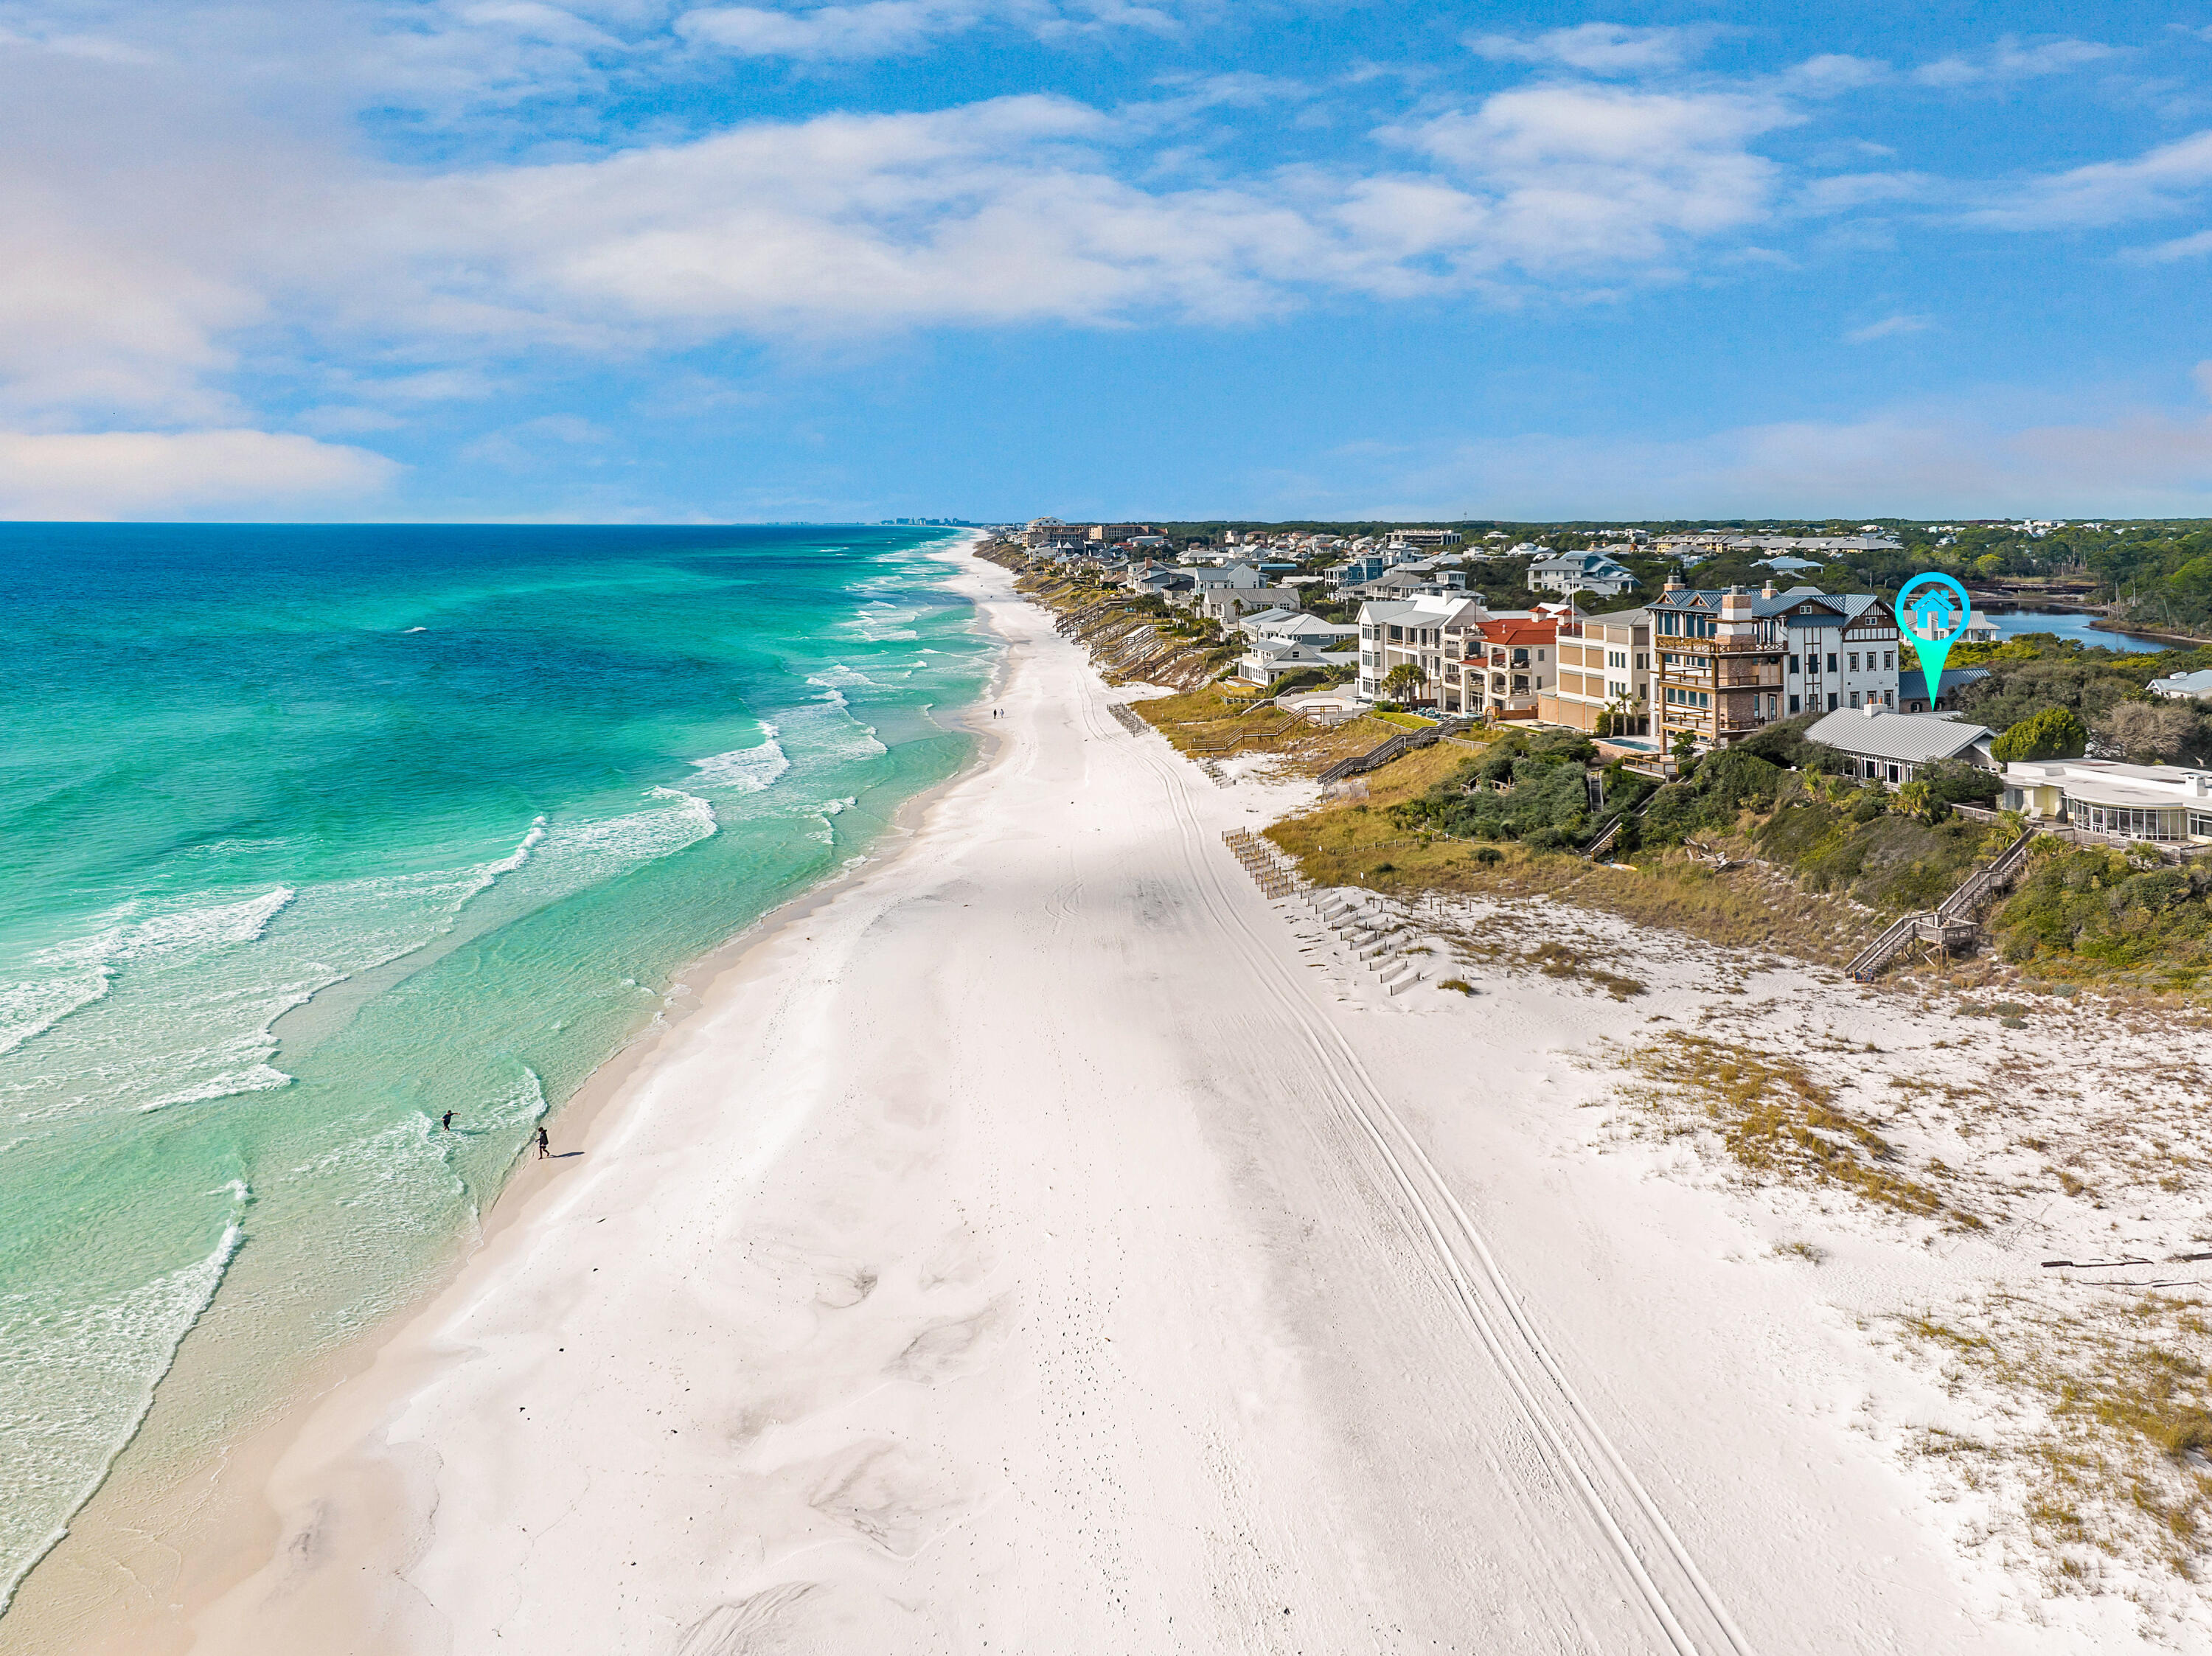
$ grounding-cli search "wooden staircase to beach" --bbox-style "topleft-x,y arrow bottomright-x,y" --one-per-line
1315,717 -> 1475,785
1846,829 -> 2033,981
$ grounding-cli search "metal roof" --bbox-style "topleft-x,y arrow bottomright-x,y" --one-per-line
1804,708 -> 1993,765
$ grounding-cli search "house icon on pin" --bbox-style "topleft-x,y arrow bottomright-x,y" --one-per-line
1910,590 -> 1955,640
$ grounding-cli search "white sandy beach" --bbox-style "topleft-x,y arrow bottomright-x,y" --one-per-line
114,553 -> 2157,1654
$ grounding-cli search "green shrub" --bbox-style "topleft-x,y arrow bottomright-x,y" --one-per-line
1990,706 -> 2089,763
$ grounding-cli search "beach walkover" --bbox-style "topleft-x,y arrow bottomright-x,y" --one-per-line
167,552 -> 2023,1656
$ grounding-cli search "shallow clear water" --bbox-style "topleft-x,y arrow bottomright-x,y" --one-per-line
0,524 -> 988,1609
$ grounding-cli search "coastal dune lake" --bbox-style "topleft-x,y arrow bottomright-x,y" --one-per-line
0,524 -> 987,1615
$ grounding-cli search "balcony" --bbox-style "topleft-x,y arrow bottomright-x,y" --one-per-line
1660,635 -> 1778,654
1717,668 -> 1782,689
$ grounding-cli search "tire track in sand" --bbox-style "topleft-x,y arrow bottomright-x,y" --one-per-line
1098,675 -> 1753,1656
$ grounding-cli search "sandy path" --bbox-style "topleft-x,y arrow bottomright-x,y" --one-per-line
180,557 -> 2076,1655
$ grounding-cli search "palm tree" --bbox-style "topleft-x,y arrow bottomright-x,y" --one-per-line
1382,663 -> 1427,703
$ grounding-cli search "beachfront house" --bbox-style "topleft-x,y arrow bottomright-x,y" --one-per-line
1239,636 -> 1349,686
1999,760 -> 2212,845
1447,615 -> 1558,718
1653,578 -> 1902,731
1804,706 -> 1995,788
1648,580 -> 1786,749
1243,610 -> 1360,650
1127,565 -> 1192,598
1357,594 -> 1485,706
1540,608 -> 1652,734
1527,550 -> 1639,598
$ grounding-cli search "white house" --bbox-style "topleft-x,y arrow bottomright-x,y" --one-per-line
1239,636 -> 1352,686
2000,759 -> 2212,843
2150,669 -> 2212,700
1356,594 -> 1486,705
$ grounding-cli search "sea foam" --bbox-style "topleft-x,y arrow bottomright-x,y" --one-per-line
689,728 -> 790,793
0,1191 -> 248,1615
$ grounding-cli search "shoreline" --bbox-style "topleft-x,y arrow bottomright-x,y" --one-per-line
4,536 -> 1009,1656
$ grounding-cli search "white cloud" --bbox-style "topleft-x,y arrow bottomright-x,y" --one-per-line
0,428 -> 399,519
1397,86 -> 1790,265
2122,226 -> 2212,262
1913,36 -> 2122,88
347,87 -> 1797,341
1843,313 -> 1931,344
674,1 -> 980,60
1968,128 -> 2212,229
1795,170 -> 1933,214
672,0 -> 1184,60
1465,23 -> 1711,77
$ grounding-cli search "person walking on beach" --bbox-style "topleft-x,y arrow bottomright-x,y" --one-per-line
537,1125 -> 550,1159
441,1110 -> 453,1131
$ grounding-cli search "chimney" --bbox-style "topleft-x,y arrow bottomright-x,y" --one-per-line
1861,700 -> 1879,717
1761,580 -> 1775,599
1720,586 -> 1753,621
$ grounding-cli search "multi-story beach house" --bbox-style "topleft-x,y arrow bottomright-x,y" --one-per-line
1780,591 -> 1902,715
1649,581 -> 1787,748
1541,608 -> 1652,734
1649,577 -> 1903,747
1444,616 -> 1558,717
1355,594 -> 1484,705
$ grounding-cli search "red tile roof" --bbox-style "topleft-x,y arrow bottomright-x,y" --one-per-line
1469,618 -> 1557,646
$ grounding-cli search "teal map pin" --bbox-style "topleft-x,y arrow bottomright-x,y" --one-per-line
1895,571 -> 1973,709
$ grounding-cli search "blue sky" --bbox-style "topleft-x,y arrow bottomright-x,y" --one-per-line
4,1 -> 2212,522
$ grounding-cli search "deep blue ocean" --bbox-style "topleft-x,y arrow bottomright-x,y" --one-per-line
0,523 -> 989,1610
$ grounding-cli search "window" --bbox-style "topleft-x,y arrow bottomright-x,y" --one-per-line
1636,652 -> 1648,669
1885,762 -> 1902,784
1789,694 -> 1801,714
1849,653 -> 1860,672
1884,650 -> 1895,670
2084,806 -> 2178,841
1848,692 -> 1860,708
1788,654 -> 1799,675
1828,693 -> 1839,711
1883,690 -> 1893,709
1388,625 -> 1402,641
1827,653 -> 1838,674
1537,649 -> 1546,661
2192,812 -> 2212,839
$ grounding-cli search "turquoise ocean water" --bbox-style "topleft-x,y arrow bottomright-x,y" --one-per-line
0,523 -> 989,1612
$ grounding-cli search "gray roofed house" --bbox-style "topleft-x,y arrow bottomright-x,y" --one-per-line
1896,666 -> 1991,714
1804,706 -> 1995,787
1527,550 -> 1638,596
2151,669 -> 2212,700
1242,610 -> 1360,648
